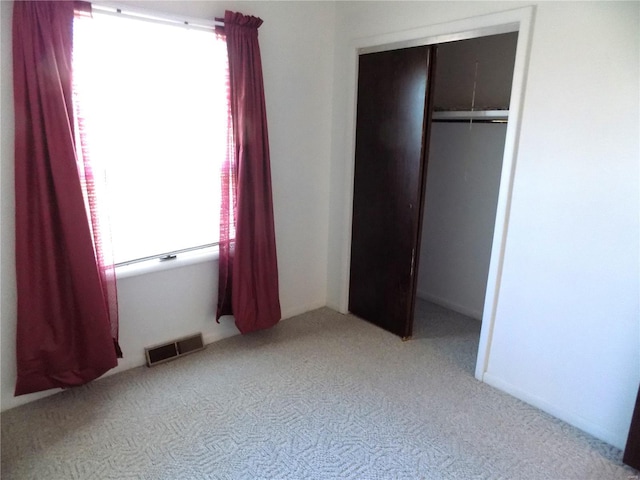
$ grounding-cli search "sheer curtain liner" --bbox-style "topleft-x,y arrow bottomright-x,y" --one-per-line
12,0 -> 120,396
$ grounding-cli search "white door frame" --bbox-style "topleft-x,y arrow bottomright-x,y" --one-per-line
337,6 -> 536,382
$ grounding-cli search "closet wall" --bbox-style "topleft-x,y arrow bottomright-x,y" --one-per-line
416,33 -> 518,320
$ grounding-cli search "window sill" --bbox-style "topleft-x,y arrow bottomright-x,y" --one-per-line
115,246 -> 219,280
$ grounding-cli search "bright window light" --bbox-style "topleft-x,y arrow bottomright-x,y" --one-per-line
73,12 -> 229,264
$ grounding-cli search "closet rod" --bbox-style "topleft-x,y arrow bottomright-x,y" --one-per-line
432,119 -> 508,124
431,109 -> 509,122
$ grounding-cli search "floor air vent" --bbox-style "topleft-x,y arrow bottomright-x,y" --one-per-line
145,333 -> 205,367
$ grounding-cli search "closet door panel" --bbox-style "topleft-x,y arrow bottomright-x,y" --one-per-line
624,385 -> 640,470
349,46 -> 433,338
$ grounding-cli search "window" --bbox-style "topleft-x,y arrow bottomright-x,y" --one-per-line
72,9 -> 229,265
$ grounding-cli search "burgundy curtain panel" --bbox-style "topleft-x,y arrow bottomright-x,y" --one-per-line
13,1 -> 120,396
217,10 -> 282,334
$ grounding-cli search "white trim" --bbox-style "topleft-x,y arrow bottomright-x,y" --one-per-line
416,290 -> 482,321
202,323 -> 240,348
91,2 -> 220,31
116,246 -> 219,280
483,373 -> 624,449
358,22 -> 519,55
476,7 -> 535,382
337,7 -> 536,385
281,301 -> 328,322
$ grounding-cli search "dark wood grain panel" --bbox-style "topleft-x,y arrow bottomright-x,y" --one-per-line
624,385 -> 640,471
349,46 -> 434,338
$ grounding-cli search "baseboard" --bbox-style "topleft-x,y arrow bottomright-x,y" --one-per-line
103,305 -> 324,376
1,388 -> 60,412
201,302 -> 328,345
2,303 -> 330,412
416,290 -> 482,320
281,301 -> 328,321
483,372 -> 624,449
326,301 -> 351,315
202,328 -> 239,347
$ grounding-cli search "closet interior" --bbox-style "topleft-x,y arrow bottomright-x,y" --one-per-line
416,32 -> 518,322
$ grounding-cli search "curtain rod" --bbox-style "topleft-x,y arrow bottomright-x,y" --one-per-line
91,3 -> 223,31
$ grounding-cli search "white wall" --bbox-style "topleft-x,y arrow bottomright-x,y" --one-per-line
1,1 -> 335,410
327,1 -> 639,449
483,2 -> 639,449
417,123 -> 507,319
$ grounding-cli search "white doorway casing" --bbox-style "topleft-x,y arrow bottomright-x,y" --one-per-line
336,7 -> 536,382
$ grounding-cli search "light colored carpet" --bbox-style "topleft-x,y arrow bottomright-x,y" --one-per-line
1,300 -> 634,479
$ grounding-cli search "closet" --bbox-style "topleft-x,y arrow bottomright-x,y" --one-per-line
417,32 -> 518,321
349,32 -> 518,338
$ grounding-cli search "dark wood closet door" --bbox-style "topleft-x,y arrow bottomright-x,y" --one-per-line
624,385 -> 640,470
349,45 -> 435,338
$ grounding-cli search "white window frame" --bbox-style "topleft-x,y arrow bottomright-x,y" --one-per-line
75,3 -> 228,274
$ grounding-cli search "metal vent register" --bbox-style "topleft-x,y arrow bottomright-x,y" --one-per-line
145,333 -> 205,367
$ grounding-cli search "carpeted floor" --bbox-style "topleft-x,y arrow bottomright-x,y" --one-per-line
1,300 -> 635,479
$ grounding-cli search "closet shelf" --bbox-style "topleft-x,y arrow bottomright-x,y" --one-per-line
432,110 -> 509,121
